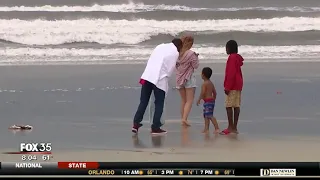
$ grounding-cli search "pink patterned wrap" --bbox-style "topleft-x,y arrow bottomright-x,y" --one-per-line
175,50 -> 199,87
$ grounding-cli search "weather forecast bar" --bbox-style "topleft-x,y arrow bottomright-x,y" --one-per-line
0,162 -> 318,176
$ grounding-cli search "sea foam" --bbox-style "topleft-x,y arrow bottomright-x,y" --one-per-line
0,17 -> 319,46
0,45 -> 320,65
0,3 -> 318,12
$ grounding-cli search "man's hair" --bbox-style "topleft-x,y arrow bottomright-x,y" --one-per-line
172,38 -> 183,52
202,67 -> 212,79
226,40 -> 238,54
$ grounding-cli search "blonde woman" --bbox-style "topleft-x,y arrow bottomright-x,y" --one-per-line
176,34 -> 199,126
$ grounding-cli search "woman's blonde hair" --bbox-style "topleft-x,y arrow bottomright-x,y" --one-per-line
179,33 -> 194,59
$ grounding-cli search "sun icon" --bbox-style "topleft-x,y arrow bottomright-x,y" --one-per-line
179,171 -> 183,175
215,170 -> 219,175
139,170 -> 143,175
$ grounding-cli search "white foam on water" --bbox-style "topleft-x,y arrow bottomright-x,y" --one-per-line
56,101 -> 72,103
0,89 -> 23,93
0,3 -> 204,12
264,117 -> 310,120
1,45 -> 320,65
0,3 -> 318,12
280,78 -> 312,83
0,17 -> 319,45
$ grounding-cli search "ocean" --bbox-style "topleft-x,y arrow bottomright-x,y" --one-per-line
0,0 -> 320,151
0,0 -> 320,65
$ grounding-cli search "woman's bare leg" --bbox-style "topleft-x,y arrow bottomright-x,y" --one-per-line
178,88 -> 187,125
182,87 -> 195,126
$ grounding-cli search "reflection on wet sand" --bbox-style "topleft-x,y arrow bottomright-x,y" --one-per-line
204,133 -> 220,141
203,133 -> 221,148
204,133 -> 210,141
181,126 -> 190,147
9,129 -> 33,136
181,126 -> 228,147
131,127 -> 241,150
132,134 -> 166,148
227,133 -> 239,141
132,135 -> 146,148
151,136 -> 165,148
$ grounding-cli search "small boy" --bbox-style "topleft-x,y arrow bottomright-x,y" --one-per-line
197,67 -> 220,134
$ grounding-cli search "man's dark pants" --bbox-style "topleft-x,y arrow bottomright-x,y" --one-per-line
133,81 -> 165,130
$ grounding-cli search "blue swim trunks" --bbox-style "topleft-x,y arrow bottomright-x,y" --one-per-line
203,98 -> 215,118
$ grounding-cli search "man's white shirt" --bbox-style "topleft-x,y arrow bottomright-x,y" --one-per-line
140,43 -> 179,94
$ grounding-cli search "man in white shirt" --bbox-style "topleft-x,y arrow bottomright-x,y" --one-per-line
132,38 -> 183,135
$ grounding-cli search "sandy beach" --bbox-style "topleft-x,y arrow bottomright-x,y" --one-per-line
1,134 -> 320,162
30,136 -> 320,162
0,62 -> 319,162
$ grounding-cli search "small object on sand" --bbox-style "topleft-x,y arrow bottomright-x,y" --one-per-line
9,125 -> 33,130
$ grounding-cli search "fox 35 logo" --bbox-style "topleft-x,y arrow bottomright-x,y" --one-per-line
20,142 -> 52,152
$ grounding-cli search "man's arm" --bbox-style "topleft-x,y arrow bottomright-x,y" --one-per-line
197,83 -> 206,106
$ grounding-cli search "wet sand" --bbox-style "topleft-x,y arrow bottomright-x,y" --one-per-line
1,133 -> 320,161
0,62 -> 319,161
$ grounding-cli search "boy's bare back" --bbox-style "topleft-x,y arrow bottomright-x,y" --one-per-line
202,80 -> 217,100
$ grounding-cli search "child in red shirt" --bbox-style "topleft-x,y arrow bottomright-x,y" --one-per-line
220,40 -> 244,135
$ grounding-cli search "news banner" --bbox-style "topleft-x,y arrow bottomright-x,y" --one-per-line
0,161 -> 319,177
2,142 -> 320,177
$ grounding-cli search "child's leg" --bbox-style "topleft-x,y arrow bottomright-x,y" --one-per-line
233,107 -> 240,133
224,91 -> 235,133
202,118 -> 210,133
226,107 -> 234,131
232,91 -> 241,133
210,116 -> 220,133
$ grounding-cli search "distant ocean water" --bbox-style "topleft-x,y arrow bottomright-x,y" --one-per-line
0,0 -> 320,65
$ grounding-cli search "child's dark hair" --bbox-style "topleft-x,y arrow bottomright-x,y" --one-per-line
202,67 -> 212,79
226,40 -> 238,54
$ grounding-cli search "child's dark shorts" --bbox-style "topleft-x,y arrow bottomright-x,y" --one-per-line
203,98 -> 215,118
